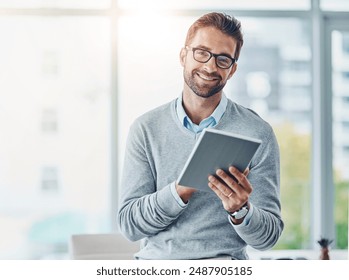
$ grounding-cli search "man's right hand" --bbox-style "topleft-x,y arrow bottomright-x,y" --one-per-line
176,183 -> 197,203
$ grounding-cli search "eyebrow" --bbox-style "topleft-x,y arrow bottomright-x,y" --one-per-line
194,45 -> 234,58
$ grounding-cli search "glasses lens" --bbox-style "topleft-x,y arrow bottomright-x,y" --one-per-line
216,56 -> 233,69
192,47 -> 234,69
193,49 -> 211,63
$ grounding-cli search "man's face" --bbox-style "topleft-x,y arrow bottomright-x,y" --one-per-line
180,27 -> 237,98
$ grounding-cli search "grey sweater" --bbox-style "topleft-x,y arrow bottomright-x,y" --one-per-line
117,98 -> 283,259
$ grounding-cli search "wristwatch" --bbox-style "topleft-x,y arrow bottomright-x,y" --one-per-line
227,203 -> 249,220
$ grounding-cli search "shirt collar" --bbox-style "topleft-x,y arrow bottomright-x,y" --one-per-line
176,93 -> 228,126
210,93 -> 227,123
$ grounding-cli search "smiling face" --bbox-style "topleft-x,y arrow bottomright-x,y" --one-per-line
180,27 -> 238,99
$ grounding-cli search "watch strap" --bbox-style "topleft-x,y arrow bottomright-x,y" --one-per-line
226,203 -> 249,219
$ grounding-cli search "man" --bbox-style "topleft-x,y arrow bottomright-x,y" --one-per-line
117,12 -> 283,260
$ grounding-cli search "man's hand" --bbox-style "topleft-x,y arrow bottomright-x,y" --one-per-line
176,183 -> 197,203
208,166 -> 252,223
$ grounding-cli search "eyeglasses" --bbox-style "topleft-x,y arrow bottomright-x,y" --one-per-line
186,46 -> 236,69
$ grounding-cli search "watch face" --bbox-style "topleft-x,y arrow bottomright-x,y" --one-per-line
232,206 -> 249,219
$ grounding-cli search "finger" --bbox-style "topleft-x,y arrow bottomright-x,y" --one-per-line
243,168 -> 250,177
209,182 -> 246,212
209,182 -> 243,212
215,169 -> 237,192
208,175 -> 233,197
215,169 -> 247,197
208,182 -> 229,201
229,166 -> 252,194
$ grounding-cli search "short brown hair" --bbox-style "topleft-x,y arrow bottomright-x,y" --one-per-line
185,12 -> 244,60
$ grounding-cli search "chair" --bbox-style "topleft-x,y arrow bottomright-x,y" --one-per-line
69,233 -> 140,260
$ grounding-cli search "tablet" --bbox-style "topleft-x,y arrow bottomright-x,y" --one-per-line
177,128 -> 262,191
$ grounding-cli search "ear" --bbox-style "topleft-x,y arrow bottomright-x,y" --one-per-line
179,47 -> 187,67
227,63 -> 238,80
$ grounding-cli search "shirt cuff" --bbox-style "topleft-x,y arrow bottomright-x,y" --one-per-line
170,181 -> 187,208
228,202 -> 254,228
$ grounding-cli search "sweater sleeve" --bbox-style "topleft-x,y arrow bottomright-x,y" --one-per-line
233,127 -> 284,250
117,121 -> 187,242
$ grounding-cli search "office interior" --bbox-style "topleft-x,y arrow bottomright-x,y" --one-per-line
0,0 -> 348,260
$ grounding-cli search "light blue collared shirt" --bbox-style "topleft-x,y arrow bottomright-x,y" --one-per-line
176,94 -> 228,133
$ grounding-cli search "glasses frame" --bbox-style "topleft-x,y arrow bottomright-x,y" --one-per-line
186,46 -> 236,69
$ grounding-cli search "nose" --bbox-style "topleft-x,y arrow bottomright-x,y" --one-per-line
203,56 -> 218,73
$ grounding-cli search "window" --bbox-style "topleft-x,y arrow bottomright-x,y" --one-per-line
41,109 -> 58,133
321,0 -> 349,11
41,51 -> 60,76
41,166 -> 59,192
332,29 -> 349,249
0,15 -> 111,259
0,0 -> 347,259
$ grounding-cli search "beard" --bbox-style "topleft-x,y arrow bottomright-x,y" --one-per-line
183,68 -> 226,98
